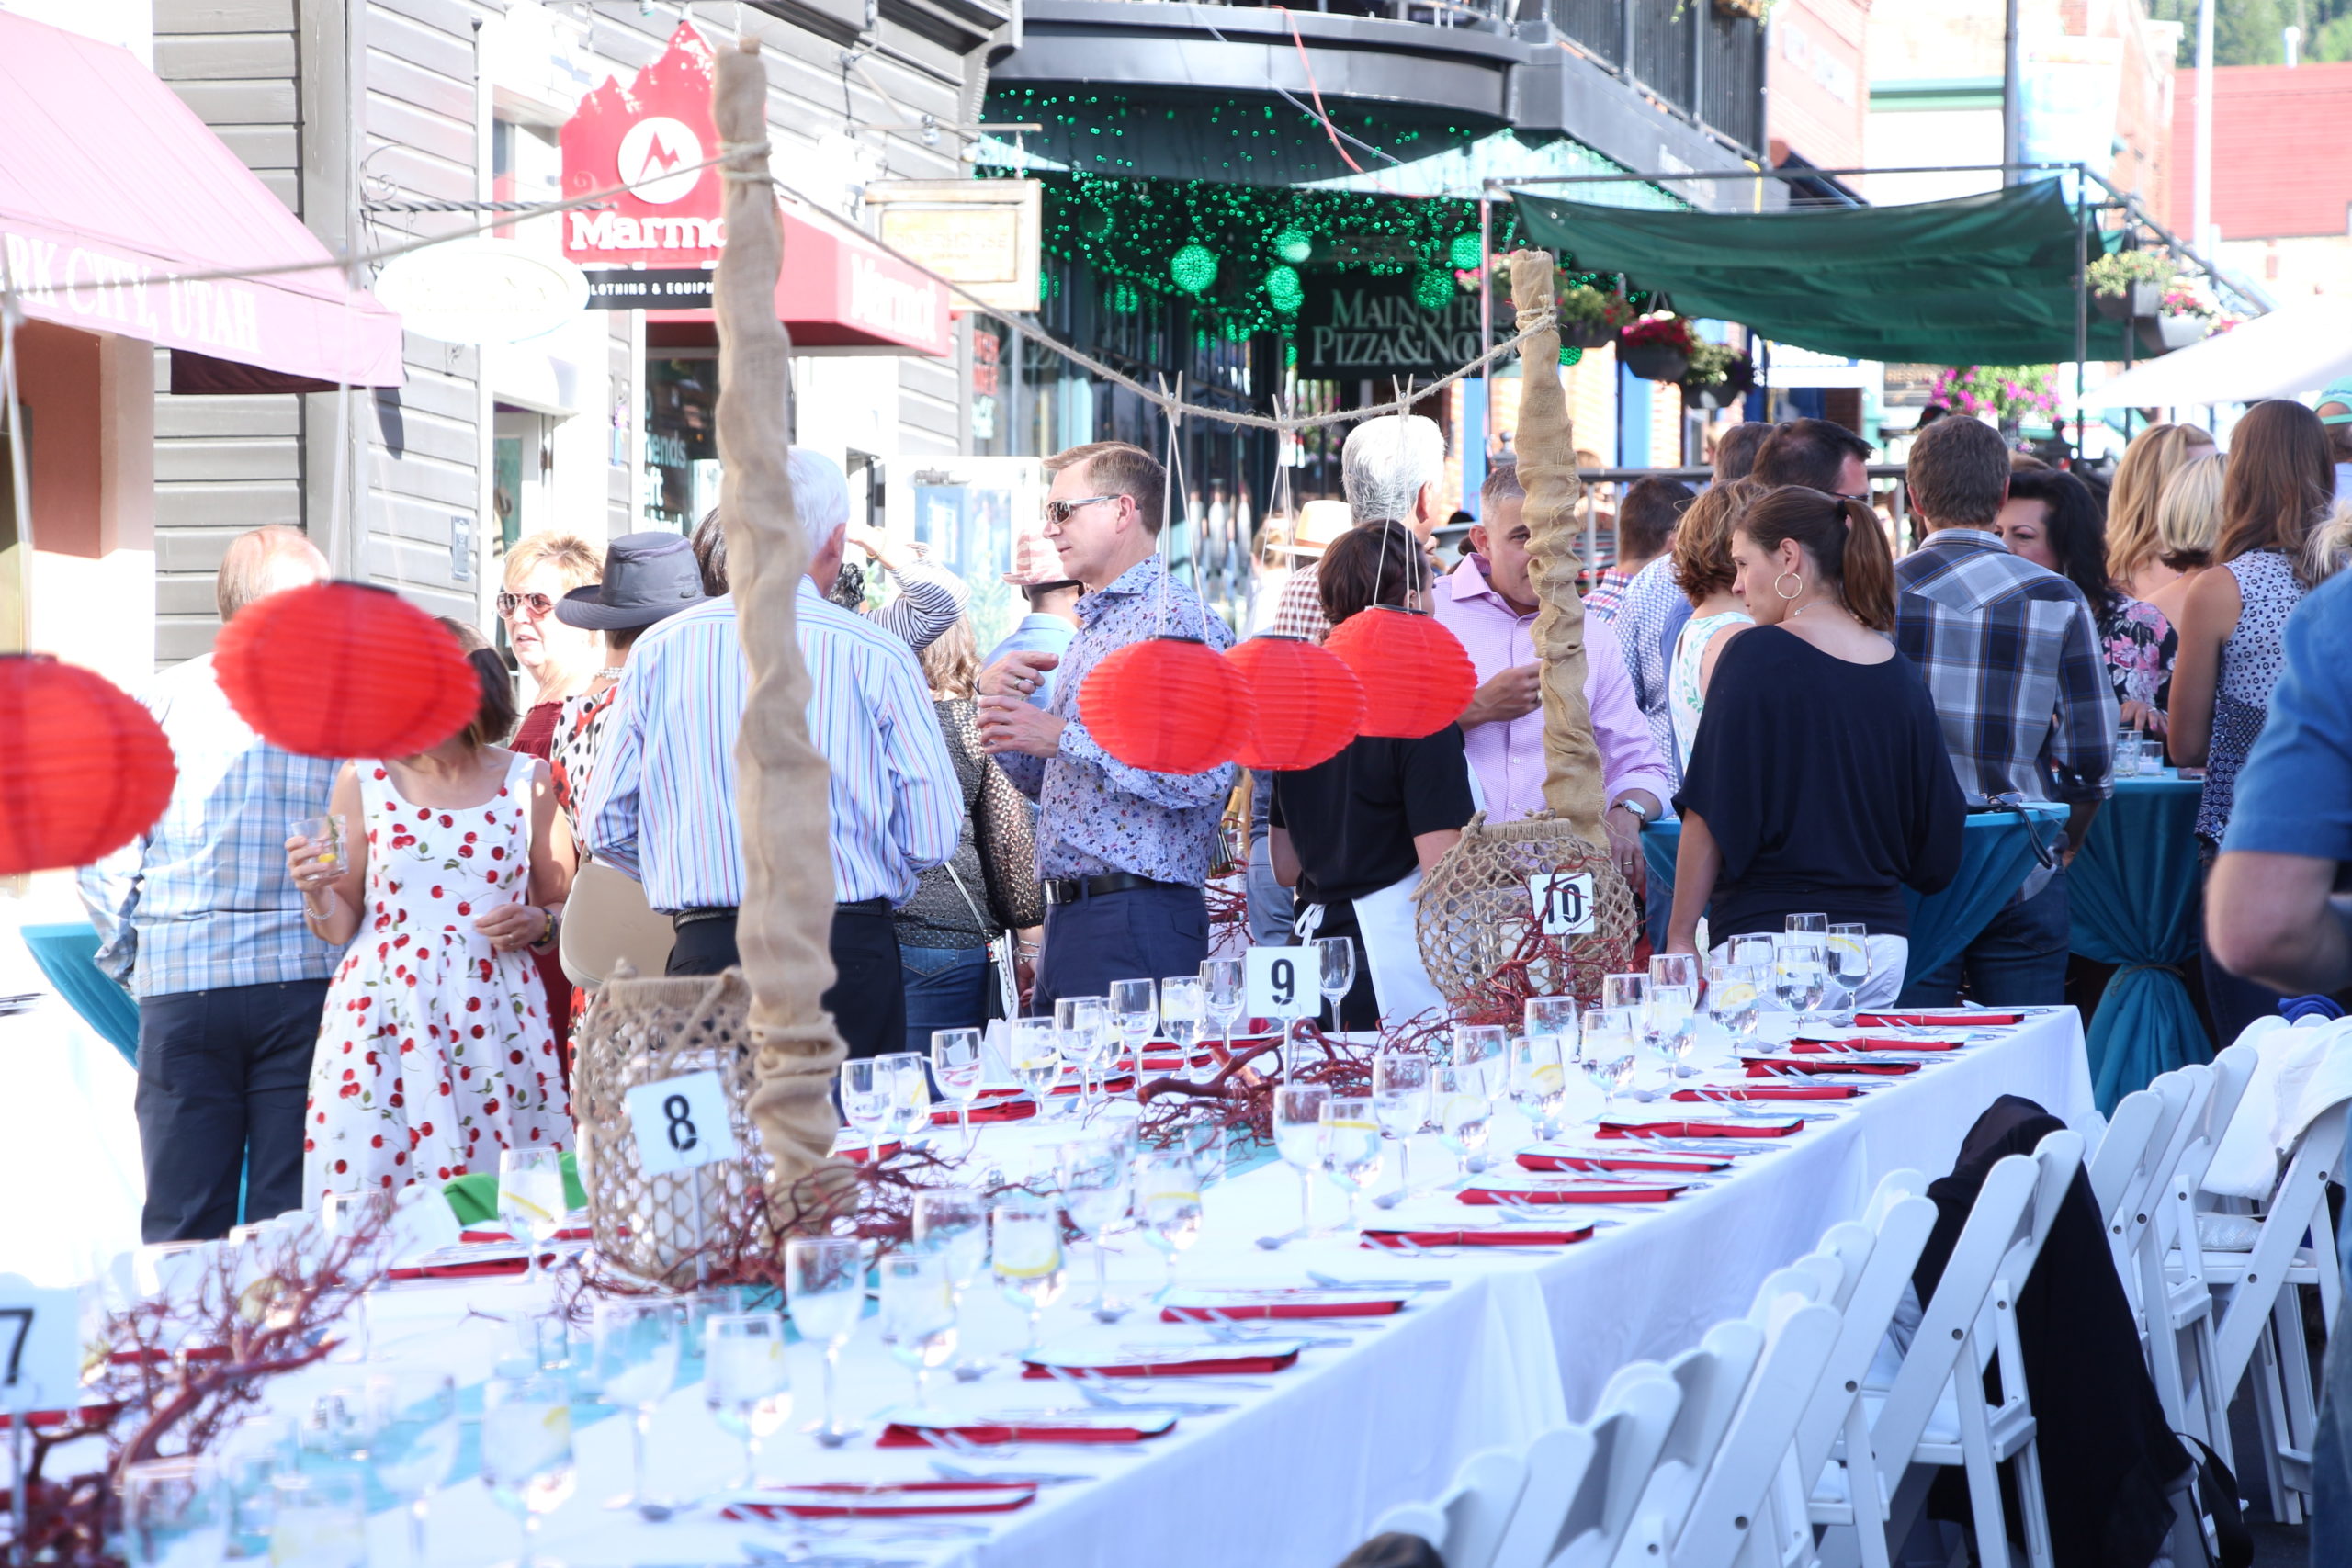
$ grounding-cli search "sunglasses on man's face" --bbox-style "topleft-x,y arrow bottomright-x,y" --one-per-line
496,591 -> 556,618
1044,494 -> 1118,528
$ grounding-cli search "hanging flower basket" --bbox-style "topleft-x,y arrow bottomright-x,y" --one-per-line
1562,319 -> 1619,350
2138,314 -> 2210,355
2094,280 -> 2164,321
1617,314 -> 1695,382
1679,342 -> 1754,410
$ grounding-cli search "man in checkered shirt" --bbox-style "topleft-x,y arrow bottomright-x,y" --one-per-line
1894,416 -> 2116,1006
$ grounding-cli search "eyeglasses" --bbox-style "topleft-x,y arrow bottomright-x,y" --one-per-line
1043,494 -> 1118,527
495,591 -> 556,618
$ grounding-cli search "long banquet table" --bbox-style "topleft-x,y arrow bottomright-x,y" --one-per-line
248,1010 -> 2099,1568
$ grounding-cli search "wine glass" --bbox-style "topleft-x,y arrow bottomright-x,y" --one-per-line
1371,1052 -> 1430,1191
1827,924 -> 1871,1015
1645,984 -> 1698,1076
1525,994 -> 1579,1043
1431,1061 -> 1491,1177
1159,976 -> 1206,1075
878,1252 -> 958,1410
1728,934 -> 1776,969
1057,1137 -> 1131,1321
930,1028 -> 985,1141
1109,977 -> 1157,1079
589,1300 -> 682,1512
876,1052 -> 932,1143
1773,934 -> 1827,1022
1054,996 -> 1110,1117
912,1188 -> 988,1378
783,1237 -> 862,1447
679,1284 -> 746,1385
1508,1032 -> 1569,1138
1318,1097 -> 1384,1230
1785,913 -> 1828,940
1313,936 -> 1356,1032
1452,1023 -> 1508,1102
364,1371 -> 458,1562
839,1057 -> 890,1160
991,1195 -> 1066,1360
1601,971 -> 1648,1018
1649,952 -> 1702,1000
1200,958 -> 1245,1061
1009,1017 -> 1064,1114
481,1372 -> 574,1568
496,1149 -> 566,1285
1272,1083 -> 1332,1231
1134,1147 -> 1204,1296
1707,961 -> 1765,1052
120,1457 -> 220,1568
267,1470 -> 367,1568
702,1312 -> 791,1485
1578,1008 -> 1638,1118
217,1416 -> 294,1564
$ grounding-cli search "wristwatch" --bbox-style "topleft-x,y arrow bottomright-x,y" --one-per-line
530,905 -> 561,953
1609,797 -> 1653,822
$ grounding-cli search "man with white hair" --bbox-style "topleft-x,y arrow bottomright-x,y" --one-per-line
82,525 -> 342,1240
587,449 -> 960,1059
1270,413 -> 1451,639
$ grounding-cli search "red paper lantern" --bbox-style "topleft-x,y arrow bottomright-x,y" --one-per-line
1324,606 -> 1478,739
1079,636 -> 1254,775
214,581 -> 481,759
0,654 -> 177,874
1224,634 -> 1364,771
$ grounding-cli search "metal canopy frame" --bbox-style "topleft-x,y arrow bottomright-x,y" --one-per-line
1472,160 -> 2267,460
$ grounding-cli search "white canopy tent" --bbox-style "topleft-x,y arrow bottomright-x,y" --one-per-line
2082,295 -> 2352,409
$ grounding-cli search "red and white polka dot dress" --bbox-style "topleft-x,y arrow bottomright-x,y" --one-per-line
304,750 -> 571,1202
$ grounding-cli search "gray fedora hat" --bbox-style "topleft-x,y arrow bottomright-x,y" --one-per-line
555,531 -> 710,630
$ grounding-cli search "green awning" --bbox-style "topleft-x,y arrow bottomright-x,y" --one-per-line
1510,177 -> 2132,366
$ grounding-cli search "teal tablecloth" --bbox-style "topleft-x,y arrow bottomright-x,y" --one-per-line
1641,805 -> 2067,992
20,920 -> 140,1066
2068,773 -> 2206,1110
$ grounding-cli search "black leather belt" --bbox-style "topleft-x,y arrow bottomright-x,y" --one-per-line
835,897 -> 889,915
673,907 -> 736,929
1040,872 -> 1183,907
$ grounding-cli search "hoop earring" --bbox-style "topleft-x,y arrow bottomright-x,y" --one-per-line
1774,570 -> 1804,602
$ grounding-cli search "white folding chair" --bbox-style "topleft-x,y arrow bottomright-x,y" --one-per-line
1369,1446 -> 1531,1568
2149,1043 -> 2260,1459
1669,1296 -> 1843,1568
1491,1374 -> 1683,1568
1604,1320 -> 1770,1568
2092,1066 -> 2213,1439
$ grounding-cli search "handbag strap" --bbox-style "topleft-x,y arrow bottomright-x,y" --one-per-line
944,859 -> 1020,1019
942,858 -> 992,936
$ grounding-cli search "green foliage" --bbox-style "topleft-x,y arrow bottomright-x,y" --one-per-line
2086,250 -> 2180,298
2143,0 -> 2352,64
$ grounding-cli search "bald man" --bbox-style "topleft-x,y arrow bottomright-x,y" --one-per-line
81,526 -> 345,1241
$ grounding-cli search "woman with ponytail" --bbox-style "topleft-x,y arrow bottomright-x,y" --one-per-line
1666,488 -> 1966,1001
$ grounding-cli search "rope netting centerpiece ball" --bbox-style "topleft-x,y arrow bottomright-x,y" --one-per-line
1415,812 -> 1639,1017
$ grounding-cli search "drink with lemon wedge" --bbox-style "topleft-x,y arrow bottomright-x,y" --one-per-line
1317,1099 -> 1384,1229
992,1197 -> 1065,1357
1134,1148 -> 1204,1292
1509,1033 -> 1569,1136
496,1149 -> 566,1284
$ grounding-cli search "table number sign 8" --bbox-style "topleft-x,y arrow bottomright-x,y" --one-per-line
623,1069 -> 740,1178
1529,871 -> 1596,937
1245,945 -> 1317,1021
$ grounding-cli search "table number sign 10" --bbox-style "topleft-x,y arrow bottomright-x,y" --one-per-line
1245,945 -> 1317,1021
1529,871 -> 1597,937
623,1069 -> 740,1178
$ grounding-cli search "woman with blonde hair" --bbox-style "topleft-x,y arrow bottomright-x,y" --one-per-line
2106,422 -> 2216,599
497,532 -> 605,760
1667,477 -> 1766,769
2143,452 -> 2226,633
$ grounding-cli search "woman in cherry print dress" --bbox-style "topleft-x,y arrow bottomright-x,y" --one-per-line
287,642 -> 576,1201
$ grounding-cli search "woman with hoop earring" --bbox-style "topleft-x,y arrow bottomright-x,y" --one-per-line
1664,487 -> 1966,1002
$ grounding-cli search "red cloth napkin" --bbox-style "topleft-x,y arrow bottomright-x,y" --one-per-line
1159,1297 -> 1406,1322
1857,1011 -> 2021,1028
459,1226 -> 593,1243
877,1418 -> 1169,1446
724,1481 -> 1038,1519
1363,1225 -> 1594,1248
1597,1118 -> 1804,1140
838,1140 -> 904,1163
1788,1036 -> 1959,1054
387,1254 -> 553,1281
1460,1184 -> 1684,1205
1022,1348 -> 1300,1378
1670,1083 -> 1856,1102
1517,1150 -> 1730,1174
1744,1057 -> 1917,1077
929,1099 -> 1038,1127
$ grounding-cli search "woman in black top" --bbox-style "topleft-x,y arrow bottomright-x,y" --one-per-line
1270,522 -> 1475,1029
1668,487 -> 1964,1000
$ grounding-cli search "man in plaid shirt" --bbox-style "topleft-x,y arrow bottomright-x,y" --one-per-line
1894,416 -> 2116,1005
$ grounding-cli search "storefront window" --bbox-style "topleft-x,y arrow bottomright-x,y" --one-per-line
643,356 -> 720,532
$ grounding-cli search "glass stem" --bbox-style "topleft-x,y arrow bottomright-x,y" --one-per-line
631,1408 -> 652,1501
409,1497 -> 429,1568
1297,1166 -> 1312,1230
822,1342 -> 841,1435
523,1510 -> 542,1568
1092,1237 -> 1109,1307
1397,1138 -> 1410,1190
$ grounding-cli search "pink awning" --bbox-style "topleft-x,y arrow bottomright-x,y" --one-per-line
0,13 -> 403,388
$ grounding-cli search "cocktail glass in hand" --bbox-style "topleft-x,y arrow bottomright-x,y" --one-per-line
912,1187 -> 989,1379
1508,1032 -> 1568,1139
702,1312 -> 791,1485
1313,937 -> 1355,1032
991,1195 -> 1066,1359
931,1028 -> 985,1142
839,1058 -> 890,1161
1200,958 -> 1245,1062
1159,977 -> 1207,1077
1134,1147 -> 1203,1296
1109,977 -> 1157,1084
1009,1017 -> 1064,1115
495,1149 -> 565,1285
1431,1061 -> 1491,1178
1318,1097 -> 1384,1231
1578,1008 -> 1638,1119
287,814 -> 346,875
1826,924 -> 1871,1015
1056,1137 -> 1131,1321
1371,1051 -> 1430,1190
879,1252 -> 958,1411
783,1237 -> 862,1448
1272,1082 -> 1332,1230
480,1372 -> 574,1568
589,1300 -> 681,1512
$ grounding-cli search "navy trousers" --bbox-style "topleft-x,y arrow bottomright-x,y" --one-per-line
1032,884 -> 1208,1016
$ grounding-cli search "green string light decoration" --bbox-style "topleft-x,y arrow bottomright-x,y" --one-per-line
1272,228 -> 1314,265
1265,264 -> 1305,313
1170,243 -> 1220,295
1411,267 -> 1453,310
1446,232 -> 1483,269
1105,279 -> 1141,314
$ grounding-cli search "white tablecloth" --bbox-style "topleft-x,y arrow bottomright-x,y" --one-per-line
236,1008 -> 2098,1568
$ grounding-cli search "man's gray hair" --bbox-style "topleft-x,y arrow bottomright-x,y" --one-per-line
789,449 -> 852,551
1340,414 -> 1446,525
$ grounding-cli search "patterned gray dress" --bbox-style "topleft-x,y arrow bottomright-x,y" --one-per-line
2196,549 -> 2306,846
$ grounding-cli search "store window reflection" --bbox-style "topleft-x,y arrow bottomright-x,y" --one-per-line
644,356 -> 720,531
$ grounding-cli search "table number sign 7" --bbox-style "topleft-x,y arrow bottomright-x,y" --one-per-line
1530,871 -> 1597,937
0,1275 -> 80,1411
623,1069 -> 740,1178
1245,945 -> 1317,1021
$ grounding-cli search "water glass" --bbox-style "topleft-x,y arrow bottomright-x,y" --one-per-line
590,1300 -> 682,1509
878,1252 -> 958,1408
1645,984 -> 1698,1073
1785,912 -> 1829,939
2114,728 -> 2143,776
1524,994 -> 1579,1042
838,1057 -> 890,1159
121,1457 -> 218,1568
1371,1051 -> 1430,1190
1318,1097 -> 1384,1229
1200,957 -> 1246,1056
1159,976 -> 1207,1070
1133,1147 -> 1204,1294
931,1028 -> 985,1139
1600,971 -> 1648,1016
1577,1008 -> 1638,1116
875,1052 -> 931,1140
1827,923 -> 1871,1012
496,1148 -> 566,1284
480,1372 -> 575,1568
1109,977 -> 1157,1072
1773,935 -> 1827,1020
1272,1082 -> 1333,1229
2138,735 -> 2166,775
1649,953 -> 1702,998
679,1284 -> 747,1382
267,1470 -> 368,1568
702,1312 -> 791,1483
1509,1032 -> 1569,1135
216,1417 -> 293,1562
1728,934 -> 1776,968
784,1237 -> 862,1444
287,813 -> 346,873
1057,1138 -> 1131,1317
1452,1023 -> 1508,1101
991,1195 -> 1066,1358
364,1371 -> 458,1563
1707,962 -> 1766,1049
1431,1061 -> 1492,1176
1054,996 -> 1111,1116
1313,936 -> 1356,1030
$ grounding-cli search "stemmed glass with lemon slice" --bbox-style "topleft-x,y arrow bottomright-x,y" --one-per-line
1134,1147 -> 1204,1297
1827,924 -> 1871,1015
495,1149 -> 565,1286
1508,1032 -> 1569,1139
1317,1098 -> 1383,1230
991,1194 -> 1065,1360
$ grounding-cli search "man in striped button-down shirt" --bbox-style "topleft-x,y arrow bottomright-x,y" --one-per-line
585,450 -> 961,1059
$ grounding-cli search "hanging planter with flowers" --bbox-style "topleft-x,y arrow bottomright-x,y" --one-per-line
1618,314 -> 1695,382
2086,251 -> 2178,321
1679,340 -> 1755,410
1928,365 -> 2060,435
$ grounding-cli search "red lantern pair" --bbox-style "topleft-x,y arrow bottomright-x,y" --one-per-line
0,655 -> 177,874
1224,635 -> 1364,771
1079,636 -> 1255,775
1324,606 -> 1477,739
215,581 -> 481,759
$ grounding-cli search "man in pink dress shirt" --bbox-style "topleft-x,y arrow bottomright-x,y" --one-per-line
1433,461 -> 1675,892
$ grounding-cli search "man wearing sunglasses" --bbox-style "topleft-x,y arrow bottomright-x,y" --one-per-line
976,441 -> 1237,1012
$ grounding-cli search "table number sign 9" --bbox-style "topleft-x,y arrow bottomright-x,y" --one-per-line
1245,945 -> 1317,1021
623,1069 -> 740,1178
1529,871 -> 1596,937
0,1274 -> 80,1412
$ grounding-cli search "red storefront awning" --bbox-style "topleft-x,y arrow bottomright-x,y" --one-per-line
645,208 -> 953,357
0,13 -> 404,389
